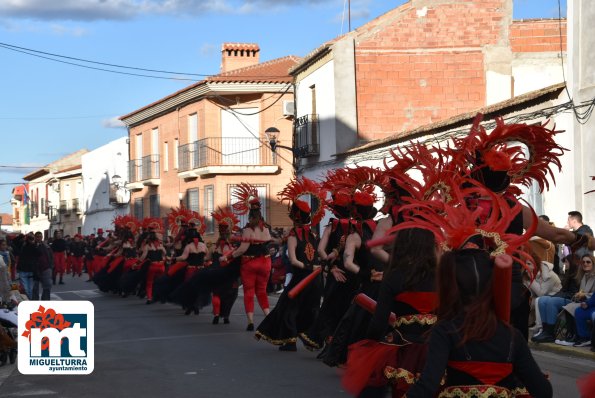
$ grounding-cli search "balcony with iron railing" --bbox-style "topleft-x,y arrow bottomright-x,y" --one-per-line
72,198 -> 82,214
294,114 -> 320,157
128,154 -> 160,189
59,200 -> 68,215
178,137 -> 278,178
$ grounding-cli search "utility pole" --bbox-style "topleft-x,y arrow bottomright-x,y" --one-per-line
348,0 -> 351,32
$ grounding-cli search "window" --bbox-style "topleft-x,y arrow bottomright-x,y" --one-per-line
174,138 -> 179,169
229,184 -> 267,226
186,188 -> 199,212
204,185 -> 214,234
163,141 -> 169,172
134,198 -> 144,219
188,113 -> 198,142
150,194 -> 160,217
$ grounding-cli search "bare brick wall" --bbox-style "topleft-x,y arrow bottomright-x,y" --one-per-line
354,0 -> 505,141
510,19 -> 567,53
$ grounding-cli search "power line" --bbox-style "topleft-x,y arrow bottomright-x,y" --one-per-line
0,43 -> 201,82
0,41 -> 293,80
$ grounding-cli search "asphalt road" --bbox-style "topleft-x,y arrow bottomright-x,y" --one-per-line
1,276 -> 593,397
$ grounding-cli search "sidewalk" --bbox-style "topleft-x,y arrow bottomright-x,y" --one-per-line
530,341 -> 595,360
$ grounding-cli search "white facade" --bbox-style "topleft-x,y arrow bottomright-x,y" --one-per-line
21,177 -> 51,236
568,0 -> 595,228
81,137 -> 130,235
512,53 -> 566,97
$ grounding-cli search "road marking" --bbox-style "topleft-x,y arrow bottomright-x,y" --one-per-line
49,294 -> 62,301
3,389 -> 58,396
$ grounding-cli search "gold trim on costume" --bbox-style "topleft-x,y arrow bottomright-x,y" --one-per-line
298,332 -> 321,350
392,314 -> 437,328
384,367 -> 417,384
438,385 -> 513,398
254,331 -> 297,345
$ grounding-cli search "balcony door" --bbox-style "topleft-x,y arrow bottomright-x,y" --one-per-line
220,108 -> 260,165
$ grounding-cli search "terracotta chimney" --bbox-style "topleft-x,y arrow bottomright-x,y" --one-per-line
220,43 -> 260,73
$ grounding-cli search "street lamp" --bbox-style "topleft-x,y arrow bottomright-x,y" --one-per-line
265,127 -> 302,156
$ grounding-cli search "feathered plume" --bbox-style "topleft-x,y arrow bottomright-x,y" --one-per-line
142,217 -> 163,233
278,176 -> 328,226
231,183 -> 260,215
212,206 -> 240,233
167,206 -> 192,236
188,211 -> 206,235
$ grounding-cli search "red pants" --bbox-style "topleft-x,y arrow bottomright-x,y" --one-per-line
212,294 -> 221,316
53,252 -> 67,275
123,258 -> 138,272
107,256 -> 124,273
240,255 -> 271,313
184,266 -> 201,282
94,256 -> 109,274
145,261 -> 165,300
71,256 -> 83,276
167,261 -> 187,277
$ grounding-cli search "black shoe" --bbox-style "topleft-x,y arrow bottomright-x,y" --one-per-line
279,343 -> 297,352
246,323 -> 254,331
0,351 -> 7,367
212,316 -> 220,325
145,299 -> 153,305
8,349 -> 16,365
59,281 -> 65,285
531,331 -> 555,343
224,318 -> 230,324
184,308 -> 192,316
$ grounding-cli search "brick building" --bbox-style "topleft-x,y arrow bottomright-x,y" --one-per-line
120,44 -> 300,241
290,0 -> 567,186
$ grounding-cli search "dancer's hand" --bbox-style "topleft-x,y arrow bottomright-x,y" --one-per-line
331,267 -> 346,283
370,270 -> 383,282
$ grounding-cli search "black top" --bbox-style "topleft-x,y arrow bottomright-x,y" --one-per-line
353,220 -> 378,286
123,248 -> 137,258
326,218 -> 353,271
187,252 -> 205,266
69,241 -> 86,257
147,249 -> 163,262
367,270 -> 436,343
51,238 -> 67,253
245,243 -> 268,257
406,319 -> 552,398
291,227 -> 319,276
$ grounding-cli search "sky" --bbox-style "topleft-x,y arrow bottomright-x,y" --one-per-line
0,0 -> 567,215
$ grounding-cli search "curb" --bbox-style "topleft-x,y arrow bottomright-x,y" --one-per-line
529,341 -> 595,360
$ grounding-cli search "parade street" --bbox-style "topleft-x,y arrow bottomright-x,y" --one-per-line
1,277 -> 594,398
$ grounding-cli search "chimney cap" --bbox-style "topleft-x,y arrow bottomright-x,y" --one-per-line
222,43 -> 260,52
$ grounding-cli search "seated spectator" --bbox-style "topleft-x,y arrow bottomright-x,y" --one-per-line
574,280 -> 595,348
531,254 -> 580,343
559,254 -> 595,346
525,249 -> 562,335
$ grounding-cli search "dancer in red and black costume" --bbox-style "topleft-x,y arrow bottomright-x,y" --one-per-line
68,234 -> 86,278
50,231 -> 68,285
255,177 -> 326,351
210,206 -> 241,325
451,115 -> 594,339
382,180 -> 549,397
342,228 -> 438,398
220,183 -> 272,331
140,218 -> 167,305
153,206 -> 193,304
321,188 -> 381,367
299,170 -> 355,351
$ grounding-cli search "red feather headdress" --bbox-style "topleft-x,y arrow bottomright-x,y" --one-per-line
454,114 -> 567,193
167,206 -> 192,235
370,179 -> 537,270
188,211 -> 206,235
278,176 -> 328,226
212,206 -> 240,233
142,217 -> 163,233
231,183 -> 261,215
385,141 -> 462,205
113,215 -> 141,234
329,166 -> 386,213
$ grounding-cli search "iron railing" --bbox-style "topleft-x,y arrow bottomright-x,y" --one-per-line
294,114 -> 320,157
59,200 -> 68,214
178,137 -> 275,172
72,198 -> 81,213
129,154 -> 160,182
